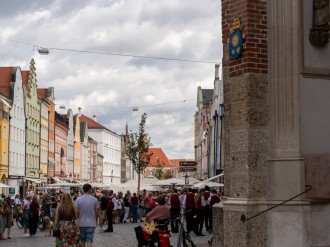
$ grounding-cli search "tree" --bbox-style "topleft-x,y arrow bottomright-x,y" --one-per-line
154,158 -> 165,180
125,113 -> 153,195
163,170 -> 173,179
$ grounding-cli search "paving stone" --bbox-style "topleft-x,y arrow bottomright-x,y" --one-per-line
6,220 -> 210,247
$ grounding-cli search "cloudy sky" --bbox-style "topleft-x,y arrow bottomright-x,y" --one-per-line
0,0 -> 222,159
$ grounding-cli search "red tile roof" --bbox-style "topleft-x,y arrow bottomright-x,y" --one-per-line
148,148 -> 172,167
22,71 -> 31,96
79,114 -> 111,132
37,88 -> 48,99
22,71 -> 29,86
0,67 -> 13,98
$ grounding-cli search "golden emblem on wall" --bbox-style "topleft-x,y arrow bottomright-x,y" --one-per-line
227,18 -> 246,58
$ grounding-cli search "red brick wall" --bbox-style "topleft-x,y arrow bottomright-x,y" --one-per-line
222,0 -> 268,77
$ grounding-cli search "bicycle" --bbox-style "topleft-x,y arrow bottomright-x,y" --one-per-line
174,211 -> 196,247
16,211 -> 23,229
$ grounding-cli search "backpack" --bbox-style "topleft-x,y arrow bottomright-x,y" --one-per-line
107,196 -> 114,210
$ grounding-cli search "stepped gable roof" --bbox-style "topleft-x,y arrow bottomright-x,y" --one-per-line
79,114 -> 112,132
170,159 -> 196,169
0,67 -> 13,98
148,148 -> 172,167
202,89 -> 213,106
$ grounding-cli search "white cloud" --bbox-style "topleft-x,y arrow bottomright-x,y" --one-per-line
0,0 -> 222,159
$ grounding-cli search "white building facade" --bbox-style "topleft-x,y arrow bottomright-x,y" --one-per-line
86,121 -> 121,184
8,67 -> 26,194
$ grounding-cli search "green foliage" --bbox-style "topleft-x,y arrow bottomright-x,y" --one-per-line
163,170 -> 173,179
125,113 -> 152,194
154,159 -> 165,180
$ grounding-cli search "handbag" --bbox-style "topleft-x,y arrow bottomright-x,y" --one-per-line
53,228 -> 61,238
53,206 -> 64,238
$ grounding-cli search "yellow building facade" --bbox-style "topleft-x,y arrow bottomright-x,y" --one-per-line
0,96 -> 11,185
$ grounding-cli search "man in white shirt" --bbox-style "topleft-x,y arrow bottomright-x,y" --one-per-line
75,183 -> 99,247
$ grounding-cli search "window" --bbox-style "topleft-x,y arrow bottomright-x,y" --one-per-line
3,126 -> 6,140
3,152 -> 6,164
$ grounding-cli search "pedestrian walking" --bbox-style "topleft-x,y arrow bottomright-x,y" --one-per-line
194,189 -> 206,236
28,195 -> 40,237
2,198 -> 13,239
49,191 -> 59,220
21,195 -> 32,237
98,190 -> 108,232
169,189 -> 181,233
131,193 -> 139,223
104,190 -> 115,232
203,186 -> 211,232
143,192 -> 153,215
75,183 -> 99,247
183,187 -> 196,234
122,194 -> 130,223
54,193 -> 80,247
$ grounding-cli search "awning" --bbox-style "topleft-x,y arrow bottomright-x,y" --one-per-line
52,177 -> 64,183
0,183 -> 9,188
25,178 -> 42,184
204,173 -> 224,182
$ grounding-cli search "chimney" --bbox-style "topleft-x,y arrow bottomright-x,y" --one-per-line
93,115 -> 97,122
78,107 -> 82,117
215,64 -> 220,80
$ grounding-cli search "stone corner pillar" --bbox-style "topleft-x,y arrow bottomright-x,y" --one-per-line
220,0 -> 269,246
215,0 -> 310,246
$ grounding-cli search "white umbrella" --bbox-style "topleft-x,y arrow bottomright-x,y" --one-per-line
0,183 -> 9,188
122,180 -> 137,186
193,181 -> 224,188
140,184 -> 165,192
47,183 -> 83,188
103,183 -> 127,193
155,177 -> 200,186
140,175 -> 159,185
91,183 -> 107,188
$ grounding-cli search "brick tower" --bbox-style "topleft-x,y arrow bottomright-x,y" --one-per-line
215,0 -> 330,246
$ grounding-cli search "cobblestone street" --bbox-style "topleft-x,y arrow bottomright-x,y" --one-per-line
5,220 -> 210,247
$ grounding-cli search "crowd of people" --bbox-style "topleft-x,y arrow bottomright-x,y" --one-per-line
0,183 -> 222,246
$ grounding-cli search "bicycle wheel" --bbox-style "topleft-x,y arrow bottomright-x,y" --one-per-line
183,234 -> 197,247
16,215 -> 23,229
